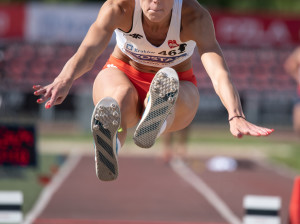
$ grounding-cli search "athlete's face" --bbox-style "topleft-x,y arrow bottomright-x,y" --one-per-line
140,0 -> 174,23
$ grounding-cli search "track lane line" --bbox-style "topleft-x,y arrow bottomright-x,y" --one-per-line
34,219 -> 227,224
170,158 -> 242,224
23,152 -> 82,224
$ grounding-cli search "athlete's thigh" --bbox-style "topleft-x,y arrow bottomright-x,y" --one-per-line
93,67 -> 141,127
171,81 -> 200,131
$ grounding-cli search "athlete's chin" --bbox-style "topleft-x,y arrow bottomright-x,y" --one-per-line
147,14 -> 164,23
146,11 -> 165,22
148,17 -> 163,23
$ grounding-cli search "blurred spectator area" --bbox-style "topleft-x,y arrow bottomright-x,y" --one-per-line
0,42 -> 297,127
0,42 -> 111,92
0,42 -> 296,93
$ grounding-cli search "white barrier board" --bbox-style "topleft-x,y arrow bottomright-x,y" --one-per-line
0,191 -> 23,224
243,195 -> 281,224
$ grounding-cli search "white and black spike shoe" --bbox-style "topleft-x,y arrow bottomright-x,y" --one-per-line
91,97 -> 121,181
133,67 -> 179,148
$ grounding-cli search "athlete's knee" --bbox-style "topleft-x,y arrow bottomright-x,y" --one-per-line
114,85 -> 140,127
179,88 -> 199,114
114,85 -> 138,106
189,90 -> 200,112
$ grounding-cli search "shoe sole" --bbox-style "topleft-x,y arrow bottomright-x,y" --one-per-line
133,67 -> 179,148
91,97 -> 120,181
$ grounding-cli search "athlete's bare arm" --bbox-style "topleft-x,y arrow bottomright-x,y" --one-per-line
33,0 -> 134,108
181,0 -> 273,137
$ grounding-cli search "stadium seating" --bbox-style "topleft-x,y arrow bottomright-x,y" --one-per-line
0,42 -> 296,94
195,46 -> 296,93
0,42 -> 297,125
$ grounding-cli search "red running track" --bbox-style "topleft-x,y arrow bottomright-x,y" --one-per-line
31,155 -> 293,224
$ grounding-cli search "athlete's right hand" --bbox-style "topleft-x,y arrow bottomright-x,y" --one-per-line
33,78 -> 73,109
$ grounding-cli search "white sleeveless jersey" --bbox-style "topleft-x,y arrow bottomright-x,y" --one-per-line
115,0 -> 196,68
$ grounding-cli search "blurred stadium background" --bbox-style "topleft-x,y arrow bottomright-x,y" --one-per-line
0,0 -> 300,223
1,0 -> 300,127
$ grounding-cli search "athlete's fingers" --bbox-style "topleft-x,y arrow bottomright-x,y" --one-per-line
231,123 -> 262,138
46,98 -> 56,109
44,96 -> 58,109
36,95 -> 50,104
230,127 -> 244,138
245,120 -> 272,136
247,125 -> 263,136
232,130 -> 245,138
264,128 -> 274,135
253,125 -> 274,136
240,129 -> 260,137
45,101 -> 51,109
36,88 -> 52,104
37,97 -> 46,104
45,91 -> 60,109
242,126 -> 274,137
46,98 -> 61,109
33,84 -> 51,97
256,129 -> 270,136
45,89 -> 67,109
231,123 -> 256,137
32,85 -> 42,90
255,127 -> 269,136
231,121 -> 274,138
34,88 -> 47,96
237,133 -> 243,138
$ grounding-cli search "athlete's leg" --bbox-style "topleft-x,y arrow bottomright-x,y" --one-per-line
143,81 -> 199,132
93,67 -> 141,144
166,81 -> 200,132
161,132 -> 174,163
92,67 -> 140,181
176,126 -> 190,158
134,68 -> 199,148
134,67 -> 180,148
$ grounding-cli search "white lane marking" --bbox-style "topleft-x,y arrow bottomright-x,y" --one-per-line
170,158 -> 242,224
23,153 -> 82,224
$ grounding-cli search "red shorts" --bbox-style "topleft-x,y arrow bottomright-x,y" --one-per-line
102,55 -> 197,103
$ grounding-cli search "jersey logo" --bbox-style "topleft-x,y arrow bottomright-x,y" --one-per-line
168,40 -> 179,48
178,43 -> 187,52
130,33 -> 143,39
126,49 -> 187,65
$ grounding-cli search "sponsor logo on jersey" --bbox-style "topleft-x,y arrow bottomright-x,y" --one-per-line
126,44 -> 155,54
124,43 -> 188,65
168,40 -> 179,48
125,49 -> 187,65
129,33 -> 143,39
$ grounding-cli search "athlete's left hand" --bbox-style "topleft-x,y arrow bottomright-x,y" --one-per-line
229,117 -> 274,138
